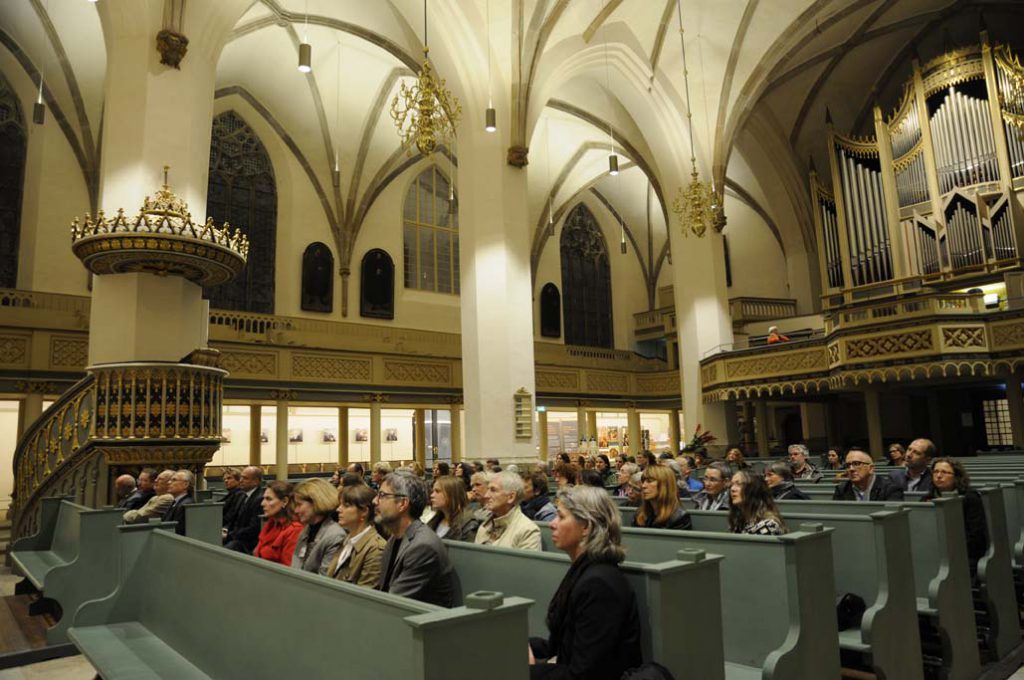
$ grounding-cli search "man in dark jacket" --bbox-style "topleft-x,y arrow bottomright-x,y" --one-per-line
220,468 -> 244,529
765,462 -> 810,500
224,466 -> 264,553
161,469 -> 196,536
833,450 -> 904,501
889,438 -> 935,494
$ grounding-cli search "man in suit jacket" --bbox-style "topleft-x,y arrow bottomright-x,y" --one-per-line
889,438 -> 935,494
162,470 -> 196,536
224,466 -> 264,553
220,468 -> 244,530
833,450 -> 904,501
375,470 -> 460,607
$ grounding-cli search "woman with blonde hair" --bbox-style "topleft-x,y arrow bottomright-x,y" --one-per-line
427,475 -> 480,541
633,464 -> 692,530
291,478 -> 346,575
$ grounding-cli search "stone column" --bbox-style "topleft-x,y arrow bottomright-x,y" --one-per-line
626,406 -> 642,456
538,410 -> 549,462
800,403 -> 828,447
755,401 -> 770,457
587,412 -> 598,443
864,389 -> 883,460
669,409 -> 682,455
369,398 -> 382,465
1007,376 -> 1024,448
457,119 -> 536,462
17,391 -> 44,439
248,404 -> 261,466
576,403 -> 588,441
275,399 -> 288,482
450,403 -> 462,463
414,409 -> 427,468
338,406 -> 349,467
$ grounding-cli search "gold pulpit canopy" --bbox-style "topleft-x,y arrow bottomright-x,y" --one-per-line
70,171 -> 248,286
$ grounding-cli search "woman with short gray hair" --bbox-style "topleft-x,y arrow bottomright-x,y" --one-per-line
528,486 -> 641,678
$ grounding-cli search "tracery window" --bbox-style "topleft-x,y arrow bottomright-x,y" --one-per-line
0,74 -> 27,288
301,242 -> 333,313
403,167 -> 459,294
560,204 -> 613,348
205,110 -> 277,313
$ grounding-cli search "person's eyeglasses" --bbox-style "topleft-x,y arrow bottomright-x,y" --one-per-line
847,461 -> 871,468
377,492 -> 408,500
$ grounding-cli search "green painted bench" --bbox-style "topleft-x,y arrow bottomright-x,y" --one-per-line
182,502 -> 224,546
67,527 -> 532,680
446,539 -> 725,680
778,498 -> 982,680
974,486 -> 1022,660
538,522 -> 839,680
10,496 -> 82,593
689,508 -> 923,680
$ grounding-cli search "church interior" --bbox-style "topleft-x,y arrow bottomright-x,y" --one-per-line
2,0 -> 1024,678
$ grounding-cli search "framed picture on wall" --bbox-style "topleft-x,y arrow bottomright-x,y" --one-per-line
288,428 -> 303,443
322,429 -> 337,443
384,428 -> 399,442
354,429 -> 368,442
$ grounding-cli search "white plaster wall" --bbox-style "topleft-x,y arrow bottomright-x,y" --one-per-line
722,200 -> 791,301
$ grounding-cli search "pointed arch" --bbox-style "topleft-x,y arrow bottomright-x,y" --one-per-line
205,110 -> 277,313
0,72 -> 26,288
402,166 -> 459,294
560,204 -> 612,348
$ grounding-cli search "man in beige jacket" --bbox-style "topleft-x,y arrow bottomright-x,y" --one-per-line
123,469 -> 174,524
475,471 -> 541,551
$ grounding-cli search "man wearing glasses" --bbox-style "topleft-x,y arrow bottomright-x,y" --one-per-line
374,470 -> 461,607
832,449 -> 904,502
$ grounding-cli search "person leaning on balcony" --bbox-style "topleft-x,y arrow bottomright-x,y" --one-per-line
123,469 -> 175,524
766,326 -> 789,344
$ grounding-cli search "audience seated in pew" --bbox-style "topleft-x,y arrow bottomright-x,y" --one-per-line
160,470 -> 195,536
624,472 -> 643,507
254,480 -> 303,566
788,444 -> 823,482
369,461 -> 392,491
427,476 -> 480,541
122,469 -> 174,524
554,463 -> 581,489
528,486 -> 642,680
726,448 -> 751,470
691,461 -> 731,511
633,464 -> 692,530
890,438 -> 935,493
476,471 -> 542,550
887,443 -> 907,467
832,450 -> 904,501
728,470 -> 787,536
224,466 -> 264,553
375,470 -> 461,607
613,463 -> 639,498
822,448 -> 844,471
764,462 -> 810,501
328,483 -> 386,586
676,456 -> 703,493
924,457 -> 989,575
220,467 -> 243,528
291,478 -> 346,575
579,469 -> 606,488
112,474 -> 137,509
521,471 -> 558,523
346,462 -> 366,482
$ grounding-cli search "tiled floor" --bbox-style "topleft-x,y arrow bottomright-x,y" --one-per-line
0,655 -> 95,680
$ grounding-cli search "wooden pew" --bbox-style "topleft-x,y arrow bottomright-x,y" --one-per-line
446,539 -> 725,680
975,486 -> 1022,659
67,527 -> 532,680
778,498 -> 982,680
9,495 -> 79,595
689,509 -> 923,680
538,522 -> 840,680
182,502 -> 224,546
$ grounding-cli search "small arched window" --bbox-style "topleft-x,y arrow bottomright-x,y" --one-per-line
560,204 -> 613,348
361,249 -> 395,320
205,110 -> 277,313
301,242 -> 333,313
0,73 -> 27,288
403,166 -> 459,294
540,283 -> 561,338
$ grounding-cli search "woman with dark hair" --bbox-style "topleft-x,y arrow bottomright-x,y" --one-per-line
254,481 -> 303,565
633,464 -> 692,530
822,448 -> 844,471
327,484 -> 385,587
554,462 -> 580,489
556,452 -> 571,465
637,450 -> 658,470
925,457 -> 989,573
528,486 -> 642,679
432,461 -> 451,480
455,462 -> 473,492
427,476 -> 480,541
595,454 -> 614,485
728,470 -> 787,535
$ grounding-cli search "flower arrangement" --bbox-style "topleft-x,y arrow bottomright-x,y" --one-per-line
682,424 -> 716,452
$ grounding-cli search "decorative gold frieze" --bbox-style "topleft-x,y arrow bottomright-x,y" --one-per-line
635,373 -> 679,394
220,350 -> 277,376
941,326 -> 986,349
827,342 -> 841,366
536,370 -> 580,391
49,336 -> 88,369
586,371 -> 629,394
292,353 -> 372,382
270,389 -> 297,402
846,330 -> 933,359
383,360 -> 451,385
0,335 -> 28,366
700,364 -> 718,387
992,322 -> 1024,349
723,349 -> 827,381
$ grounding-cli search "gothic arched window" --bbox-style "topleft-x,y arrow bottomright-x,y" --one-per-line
540,283 -> 561,338
403,166 -> 459,294
205,110 -> 276,313
0,74 -> 27,288
560,204 -> 613,348
361,249 -> 394,320
301,242 -> 333,313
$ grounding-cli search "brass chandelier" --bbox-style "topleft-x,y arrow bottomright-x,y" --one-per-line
391,0 -> 461,155
670,0 -> 721,239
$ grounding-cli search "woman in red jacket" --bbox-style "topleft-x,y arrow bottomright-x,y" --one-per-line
254,480 -> 303,565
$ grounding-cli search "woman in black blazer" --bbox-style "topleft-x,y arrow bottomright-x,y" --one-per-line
528,486 -> 642,679
924,457 -> 989,574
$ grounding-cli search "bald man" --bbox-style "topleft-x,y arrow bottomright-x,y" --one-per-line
224,466 -> 264,553
832,450 -> 904,502
889,438 -> 935,494
113,474 -> 138,509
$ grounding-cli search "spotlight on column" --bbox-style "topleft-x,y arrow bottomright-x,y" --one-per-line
33,101 -> 45,125
484,107 -> 496,132
298,43 -> 312,73
608,153 -> 619,176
